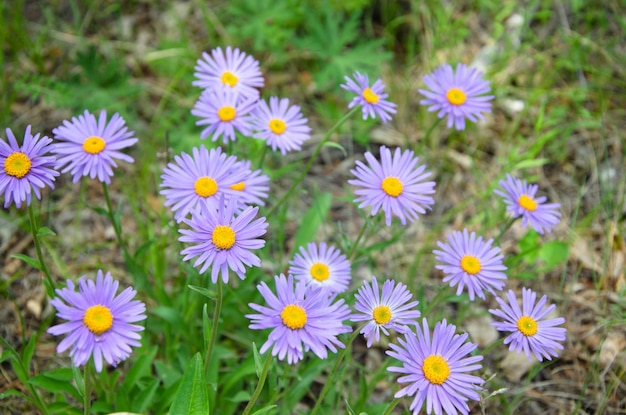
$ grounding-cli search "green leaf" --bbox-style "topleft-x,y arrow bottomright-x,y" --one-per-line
72,365 -> 85,397
202,303 -> 211,352
513,158 -> 548,170
539,241 -> 569,270
322,141 -> 347,157
152,306 -> 185,327
251,405 -> 278,415
36,226 -> 56,236
293,192 -> 332,250
22,333 -> 38,370
122,345 -> 158,391
188,285 -> 216,300
131,378 -> 160,414
252,342 -> 263,378
11,253 -> 42,270
169,353 -> 209,415
29,373 -> 81,400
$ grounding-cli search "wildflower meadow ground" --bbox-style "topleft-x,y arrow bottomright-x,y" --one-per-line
1,2 -> 625,415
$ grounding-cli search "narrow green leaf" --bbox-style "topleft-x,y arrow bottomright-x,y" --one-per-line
131,378 -> 160,413
11,253 -> 42,270
36,226 -> 56,236
293,192 -> 332,250
72,365 -> 85,396
22,334 -> 38,370
188,285 -> 216,300
251,405 -> 278,415
202,303 -> 211,352
122,345 -> 158,391
252,342 -> 262,378
169,353 -> 209,415
29,373 -> 81,400
322,141 -> 347,157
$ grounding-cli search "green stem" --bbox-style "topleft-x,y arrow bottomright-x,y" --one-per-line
480,337 -> 504,357
422,117 -> 442,148
83,363 -> 91,415
310,328 -> 361,415
204,279 -> 223,374
493,216 -> 517,245
27,202 -> 55,297
266,106 -> 359,218
348,216 -> 371,261
101,182 -> 130,259
423,286 -> 450,316
256,143 -> 268,170
241,352 -> 273,415
382,397 -> 401,415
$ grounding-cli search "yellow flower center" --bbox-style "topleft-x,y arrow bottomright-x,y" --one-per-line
309,263 -> 330,282
83,305 -> 113,335
4,152 -> 32,178
218,106 -> 236,122
372,305 -> 392,325
460,255 -> 482,275
518,194 -> 538,212
268,119 -> 286,135
221,71 -> 238,87
362,88 -> 379,104
517,315 -> 538,336
212,225 -> 236,250
82,136 -> 106,154
281,304 -> 307,329
229,182 -> 245,191
422,354 -> 451,385
446,88 -> 467,106
381,177 -> 403,197
194,176 -> 218,198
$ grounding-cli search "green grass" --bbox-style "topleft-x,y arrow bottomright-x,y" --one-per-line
1,0 -> 625,414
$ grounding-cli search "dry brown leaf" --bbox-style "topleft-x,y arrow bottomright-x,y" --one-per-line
464,314 -> 498,348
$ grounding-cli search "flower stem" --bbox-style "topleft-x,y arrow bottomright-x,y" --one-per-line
493,217 -> 517,245
101,182 -> 130,259
241,352 -> 273,415
204,279 -> 223,374
382,397 -> 401,415
83,363 -> 91,415
27,202 -> 55,297
310,328 -> 361,415
348,215 -> 371,261
266,106 -> 359,218
422,117 -> 442,148
256,143 -> 268,170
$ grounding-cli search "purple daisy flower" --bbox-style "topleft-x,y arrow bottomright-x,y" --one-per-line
288,242 -> 351,293
387,319 -> 484,415
433,228 -> 507,301
348,146 -> 436,226
193,46 -> 264,101
341,72 -> 397,123
246,274 -> 352,364
351,277 -> 421,348
47,270 -> 146,372
250,97 -> 312,155
226,159 -> 270,207
418,63 -> 494,130
494,174 -> 561,235
160,146 -> 248,222
191,88 -> 257,144
52,110 -> 137,184
489,288 -> 566,362
179,196 -> 268,283
0,126 -> 59,208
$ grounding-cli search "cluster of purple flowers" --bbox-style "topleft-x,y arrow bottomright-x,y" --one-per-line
0,44 -> 570,415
